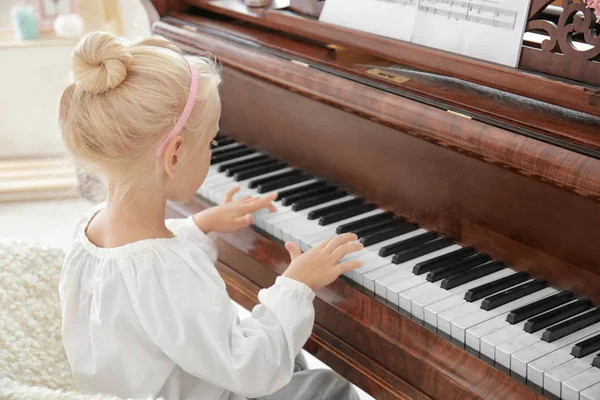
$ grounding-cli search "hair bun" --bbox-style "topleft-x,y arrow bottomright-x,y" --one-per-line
72,32 -> 132,94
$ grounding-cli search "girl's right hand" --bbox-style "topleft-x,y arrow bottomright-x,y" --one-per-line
282,233 -> 364,292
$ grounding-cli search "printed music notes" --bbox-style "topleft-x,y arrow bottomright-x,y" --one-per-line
412,0 -> 529,66
318,0 -> 532,67
416,0 -> 517,30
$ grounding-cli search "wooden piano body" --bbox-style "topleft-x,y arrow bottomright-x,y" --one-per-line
146,1 -> 600,398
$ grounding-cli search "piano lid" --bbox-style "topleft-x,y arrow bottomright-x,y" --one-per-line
173,0 -> 600,121
158,10 -> 600,158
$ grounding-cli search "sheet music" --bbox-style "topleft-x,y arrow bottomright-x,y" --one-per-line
319,0 -> 418,42
411,0 -> 529,66
318,0 -> 531,67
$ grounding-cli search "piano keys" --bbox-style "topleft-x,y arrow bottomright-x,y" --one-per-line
149,1 -> 600,399
202,134 -> 600,399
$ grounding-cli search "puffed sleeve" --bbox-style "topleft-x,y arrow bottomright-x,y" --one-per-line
122,246 -> 315,398
165,216 -> 218,264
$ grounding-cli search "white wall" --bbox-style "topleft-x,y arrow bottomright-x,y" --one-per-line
0,45 -> 75,158
0,0 -> 152,159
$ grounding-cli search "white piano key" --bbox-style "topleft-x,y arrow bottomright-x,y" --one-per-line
544,353 -> 597,398
581,380 -> 600,400
347,253 -> 390,281
528,346 -> 581,390
563,368 -> 600,400
424,295 -> 465,328
209,167 -> 295,203
374,246 -> 461,299
511,321 -> 600,379
351,229 -> 428,285
467,291 -> 563,356
252,181 -> 322,229
292,209 -> 384,243
455,287 -> 557,346
411,269 -> 514,321
361,263 -> 399,293
495,331 -> 545,370
267,195 -> 355,237
382,245 -> 462,308
465,315 -> 510,352
268,196 -> 355,238
479,322 -> 527,361
386,245 -> 463,306
437,301 -> 483,336
480,298 -> 582,361
211,142 -> 242,152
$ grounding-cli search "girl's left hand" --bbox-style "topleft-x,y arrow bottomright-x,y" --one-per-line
193,186 -> 278,234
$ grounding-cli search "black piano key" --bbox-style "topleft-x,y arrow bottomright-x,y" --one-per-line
542,308 -> 600,343
211,148 -> 255,164
379,231 -> 439,258
248,170 -> 302,189
257,173 -> 312,193
441,261 -> 504,290
413,247 -> 476,275
234,161 -> 287,181
524,299 -> 593,333
426,253 -> 491,283
279,182 -> 334,204
292,190 -> 348,211
336,211 -> 395,234
506,291 -> 574,324
361,224 -> 420,247
392,238 -> 455,264
219,154 -> 270,174
318,203 -> 376,226
283,185 -> 337,206
593,354 -> 600,368
225,157 -> 278,176
464,271 -> 530,303
480,279 -> 547,311
210,143 -> 246,156
571,333 -> 600,358
212,135 -> 234,147
354,219 -> 405,239
307,198 -> 364,220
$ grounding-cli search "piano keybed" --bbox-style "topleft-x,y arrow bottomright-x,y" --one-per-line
202,134 -> 600,400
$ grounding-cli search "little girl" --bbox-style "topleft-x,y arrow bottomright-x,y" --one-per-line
58,31 -> 364,400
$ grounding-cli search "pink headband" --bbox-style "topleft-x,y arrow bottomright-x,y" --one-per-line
155,60 -> 198,156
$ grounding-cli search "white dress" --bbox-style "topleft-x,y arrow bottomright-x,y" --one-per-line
58,202 -> 315,400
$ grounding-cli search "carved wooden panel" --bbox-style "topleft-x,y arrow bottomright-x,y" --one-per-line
521,0 -> 600,86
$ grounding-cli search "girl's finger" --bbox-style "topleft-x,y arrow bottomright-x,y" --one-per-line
336,259 -> 363,274
314,237 -> 332,250
239,192 -> 278,213
234,214 -> 253,227
331,242 -> 364,262
324,233 -> 359,253
223,186 -> 241,203
285,241 -> 302,260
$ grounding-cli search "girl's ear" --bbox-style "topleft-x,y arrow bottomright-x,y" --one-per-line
162,136 -> 185,178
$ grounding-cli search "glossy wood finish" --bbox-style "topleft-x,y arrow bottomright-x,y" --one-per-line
166,198 -> 543,400
214,260 -> 431,400
178,0 -> 600,119
148,2 -> 600,399
162,14 -> 600,158
153,19 -> 600,201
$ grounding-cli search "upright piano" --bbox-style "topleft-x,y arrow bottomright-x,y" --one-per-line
146,0 -> 600,398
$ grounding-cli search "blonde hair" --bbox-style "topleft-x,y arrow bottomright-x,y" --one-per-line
59,31 -> 221,203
